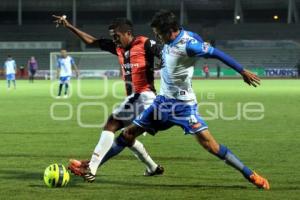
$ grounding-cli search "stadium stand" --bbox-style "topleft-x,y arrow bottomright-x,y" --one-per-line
0,0 -> 299,76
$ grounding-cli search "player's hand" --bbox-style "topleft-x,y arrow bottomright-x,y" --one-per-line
52,15 -> 70,28
240,69 -> 260,87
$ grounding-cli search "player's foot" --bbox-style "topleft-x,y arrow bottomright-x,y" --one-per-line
56,96 -> 61,99
249,171 -> 270,190
68,159 -> 89,176
144,165 -> 164,176
63,94 -> 68,99
83,167 -> 96,183
68,159 -> 95,182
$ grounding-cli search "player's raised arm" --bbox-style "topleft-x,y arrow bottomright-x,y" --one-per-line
52,15 -> 99,47
186,39 -> 260,87
52,15 -> 117,55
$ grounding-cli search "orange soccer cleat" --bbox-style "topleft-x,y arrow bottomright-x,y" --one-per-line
68,159 -> 90,176
249,172 -> 270,190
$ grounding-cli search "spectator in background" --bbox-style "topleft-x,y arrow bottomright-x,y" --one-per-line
28,56 -> 38,83
203,63 -> 209,79
19,65 -> 25,78
217,63 -> 221,78
296,59 -> 300,78
4,55 -> 17,89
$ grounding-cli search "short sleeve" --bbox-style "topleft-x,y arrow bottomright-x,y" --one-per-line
186,40 -> 214,57
97,39 -> 117,55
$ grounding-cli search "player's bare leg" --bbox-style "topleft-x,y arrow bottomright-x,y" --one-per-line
195,129 -> 270,190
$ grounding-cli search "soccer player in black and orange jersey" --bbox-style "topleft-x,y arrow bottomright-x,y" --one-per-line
53,15 -> 163,181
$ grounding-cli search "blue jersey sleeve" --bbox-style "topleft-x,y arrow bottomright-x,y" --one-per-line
210,48 -> 244,73
186,40 -> 214,57
186,38 -> 244,73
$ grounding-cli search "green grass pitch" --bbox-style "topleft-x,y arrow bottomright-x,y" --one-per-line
0,79 -> 300,200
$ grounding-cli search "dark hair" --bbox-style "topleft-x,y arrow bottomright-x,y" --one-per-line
150,10 -> 179,34
108,18 -> 133,33
7,55 -> 11,58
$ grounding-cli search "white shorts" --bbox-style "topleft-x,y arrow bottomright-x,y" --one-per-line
112,91 -> 156,126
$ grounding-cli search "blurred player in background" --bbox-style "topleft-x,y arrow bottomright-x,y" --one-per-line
28,56 -> 38,83
53,15 -> 164,180
56,49 -> 79,98
4,55 -> 17,90
76,10 -> 270,190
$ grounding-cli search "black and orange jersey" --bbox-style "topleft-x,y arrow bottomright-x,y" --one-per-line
96,36 -> 161,96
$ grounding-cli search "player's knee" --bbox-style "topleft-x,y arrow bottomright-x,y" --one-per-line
122,129 -> 135,146
122,124 -> 142,145
103,115 -> 122,132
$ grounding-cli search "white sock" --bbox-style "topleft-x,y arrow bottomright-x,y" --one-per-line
89,130 -> 114,175
129,140 -> 158,172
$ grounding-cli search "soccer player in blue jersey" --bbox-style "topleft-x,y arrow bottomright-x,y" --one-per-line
79,10 -> 270,189
4,55 -> 17,90
56,49 -> 79,98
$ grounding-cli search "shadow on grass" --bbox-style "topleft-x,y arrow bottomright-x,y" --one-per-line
3,169 -> 298,191
0,169 -> 42,180
0,169 -> 247,190
96,178 -> 249,190
4,169 -> 298,191
0,169 -> 86,188
0,153 -> 204,162
0,131 -> 70,135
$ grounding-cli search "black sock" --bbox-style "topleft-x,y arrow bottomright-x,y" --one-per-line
58,83 -> 63,96
64,83 -> 69,95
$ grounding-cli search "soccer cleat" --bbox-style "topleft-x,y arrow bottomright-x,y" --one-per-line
56,96 -> 61,99
68,159 -> 96,182
249,172 -> 270,190
144,165 -> 164,176
83,168 -> 96,183
63,94 -> 68,99
68,159 -> 89,176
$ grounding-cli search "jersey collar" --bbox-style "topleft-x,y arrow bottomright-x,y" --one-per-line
168,28 -> 184,46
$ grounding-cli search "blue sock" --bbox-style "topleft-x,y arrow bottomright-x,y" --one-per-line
99,134 -> 128,166
217,144 -> 253,180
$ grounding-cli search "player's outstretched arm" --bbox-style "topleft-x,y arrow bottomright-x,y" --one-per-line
52,15 -> 98,47
186,39 -> 260,87
211,48 -> 260,87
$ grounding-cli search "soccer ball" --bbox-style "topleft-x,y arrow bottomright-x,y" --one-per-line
43,164 -> 70,188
